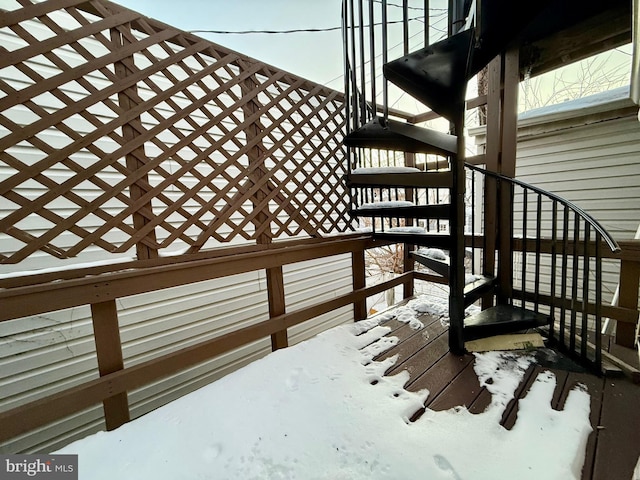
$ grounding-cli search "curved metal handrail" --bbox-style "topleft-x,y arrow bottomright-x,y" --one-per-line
465,163 -> 620,253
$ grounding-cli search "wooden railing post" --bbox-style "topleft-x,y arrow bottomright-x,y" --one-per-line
110,26 -> 158,261
497,48 -> 519,304
267,266 -> 288,350
616,259 -> 640,347
240,67 -> 289,349
352,249 -> 367,321
90,299 -> 130,430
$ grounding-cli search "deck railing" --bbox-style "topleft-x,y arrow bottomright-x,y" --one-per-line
465,164 -> 639,369
0,234 -> 410,447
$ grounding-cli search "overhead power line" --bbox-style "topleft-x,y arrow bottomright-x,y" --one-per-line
189,17 -> 430,35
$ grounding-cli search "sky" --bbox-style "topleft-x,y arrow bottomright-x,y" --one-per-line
56,296 -> 598,479
115,0 -> 346,89
114,0 -> 632,114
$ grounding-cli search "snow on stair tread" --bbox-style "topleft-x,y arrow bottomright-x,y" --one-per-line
387,226 -> 427,234
416,247 -> 448,261
359,201 -> 416,209
352,166 -> 421,174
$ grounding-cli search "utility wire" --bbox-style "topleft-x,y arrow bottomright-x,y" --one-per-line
190,15 -> 433,35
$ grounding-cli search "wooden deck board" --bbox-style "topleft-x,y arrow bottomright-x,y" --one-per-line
592,378 -> 640,480
375,311 -> 640,480
500,364 -> 539,429
427,358 -> 485,411
558,372 -> 605,480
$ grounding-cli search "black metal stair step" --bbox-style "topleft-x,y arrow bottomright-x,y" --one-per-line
351,204 -> 450,219
384,28 -> 475,122
410,249 -> 450,277
463,275 -> 495,308
372,231 -> 451,249
344,117 -> 457,155
463,304 -> 551,342
411,248 -> 494,306
383,1 -> 554,122
347,170 -> 452,189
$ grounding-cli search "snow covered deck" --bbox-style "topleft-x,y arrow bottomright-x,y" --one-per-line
377,311 -> 640,480
55,300 -> 640,480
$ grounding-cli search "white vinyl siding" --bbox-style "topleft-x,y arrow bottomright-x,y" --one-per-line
516,116 -> 640,240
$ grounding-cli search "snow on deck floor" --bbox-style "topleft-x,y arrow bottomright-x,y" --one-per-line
57,316 -> 594,480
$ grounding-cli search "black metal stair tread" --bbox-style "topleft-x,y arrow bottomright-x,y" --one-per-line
383,1 -> 555,122
384,28 -> 475,122
344,117 -> 457,155
463,305 -> 551,342
411,249 -> 450,277
463,275 -> 495,308
351,204 -> 450,219
372,231 -> 451,248
347,171 -> 452,188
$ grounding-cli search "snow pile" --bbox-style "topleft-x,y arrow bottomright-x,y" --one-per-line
352,166 -> 421,174
377,294 -> 481,328
474,350 -> 536,412
56,316 -> 593,480
387,226 -> 427,234
417,247 -> 448,261
465,273 -> 484,284
359,200 -> 415,209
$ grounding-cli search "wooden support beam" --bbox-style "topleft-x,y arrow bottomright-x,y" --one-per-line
497,48 -> 520,303
616,260 -> 640,347
90,299 -> 130,430
481,56 -> 502,307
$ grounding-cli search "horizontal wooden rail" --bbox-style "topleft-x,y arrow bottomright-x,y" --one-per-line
0,235 -> 392,322
0,271 -> 409,443
514,290 -> 639,325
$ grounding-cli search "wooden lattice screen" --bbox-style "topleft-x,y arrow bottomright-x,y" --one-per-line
0,0 -> 353,264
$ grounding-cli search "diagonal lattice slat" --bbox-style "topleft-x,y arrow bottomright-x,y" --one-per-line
0,0 -> 355,264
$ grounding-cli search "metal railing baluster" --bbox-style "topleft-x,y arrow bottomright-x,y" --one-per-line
358,0 -> 367,122
348,0 -> 359,129
382,0 -> 388,123
595,232 -> 602,367
549,200 -> 558,338
581,222 -> 590,360
534,193 -> 542,312
521,188 -> 528,309
570,213 -> 580,353
560,205 -> 569,350
368,0 -> 376,115
403,0 -> 409,55
424,0 -> 430,47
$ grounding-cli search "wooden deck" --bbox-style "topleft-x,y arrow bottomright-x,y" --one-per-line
374,311 -> 640,480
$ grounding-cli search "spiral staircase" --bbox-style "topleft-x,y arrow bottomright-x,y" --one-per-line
341,0 -> 620,367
